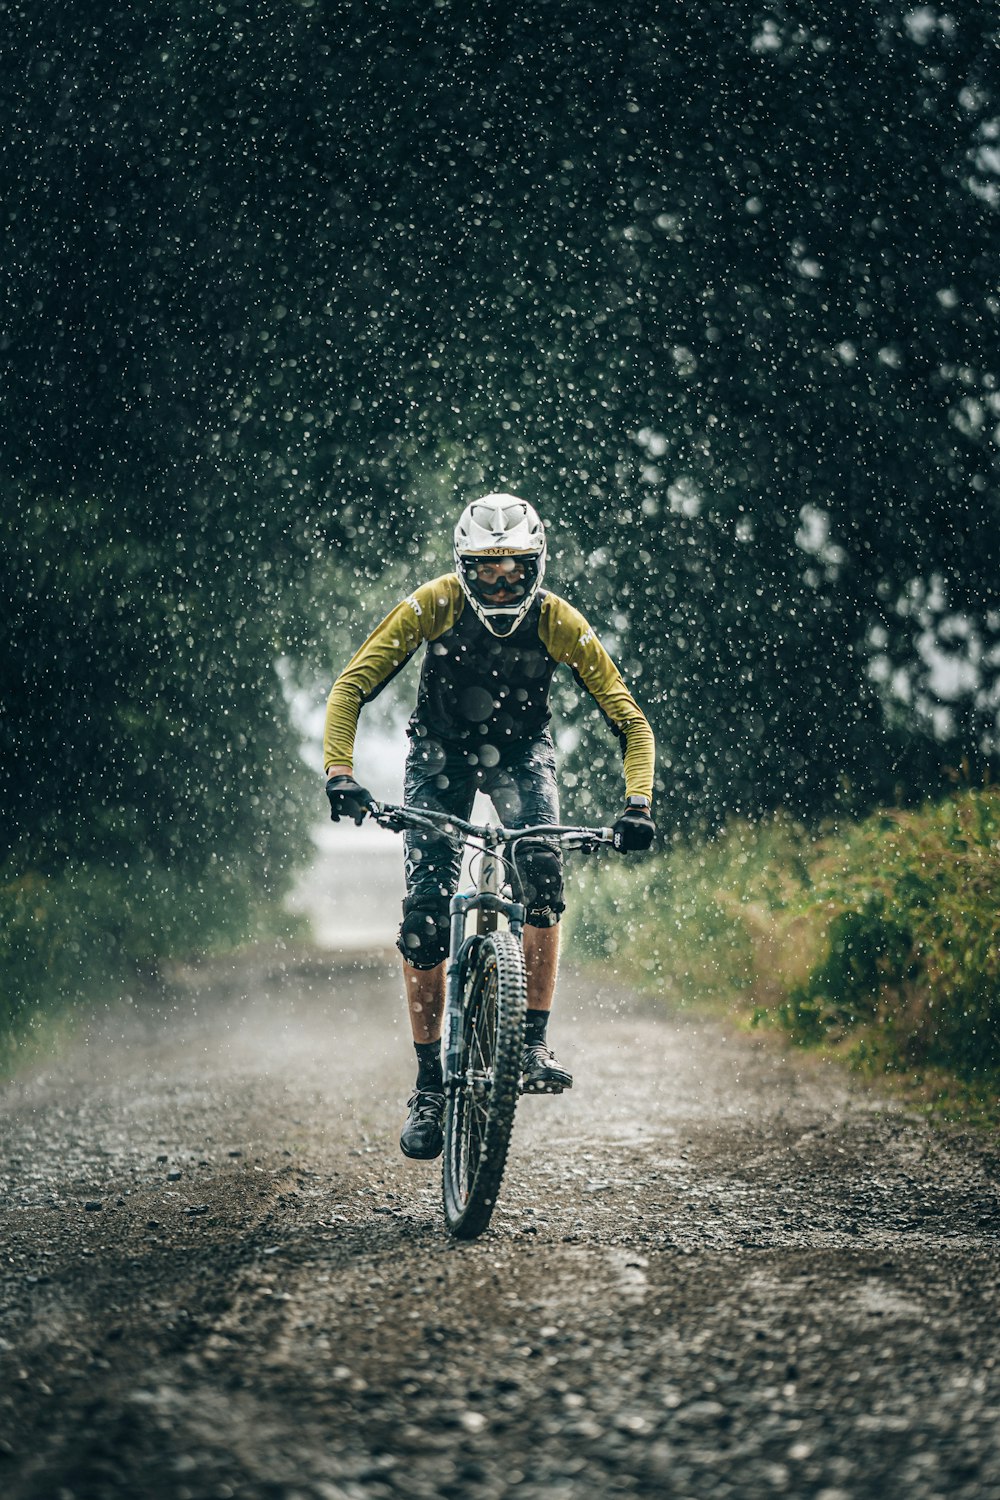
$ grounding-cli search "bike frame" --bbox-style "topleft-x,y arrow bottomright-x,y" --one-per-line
368,803 -> 612,1094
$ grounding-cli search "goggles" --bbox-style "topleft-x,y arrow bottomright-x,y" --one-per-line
460,555 -> 539,606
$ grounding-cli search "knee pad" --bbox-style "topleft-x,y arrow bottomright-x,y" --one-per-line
397,895 -> 451,969
519,845 -> 565,928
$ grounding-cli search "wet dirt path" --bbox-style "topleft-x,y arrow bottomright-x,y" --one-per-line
1,951 -> 998,1499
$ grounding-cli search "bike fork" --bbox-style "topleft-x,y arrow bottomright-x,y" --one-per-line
443,897 -> 472,1089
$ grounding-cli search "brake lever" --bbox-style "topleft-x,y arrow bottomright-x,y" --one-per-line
560,829 -> 613,852
369,802 -> 403,831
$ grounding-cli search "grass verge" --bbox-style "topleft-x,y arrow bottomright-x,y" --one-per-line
566,788 -> 1000,1122
0,859 -> 308,1079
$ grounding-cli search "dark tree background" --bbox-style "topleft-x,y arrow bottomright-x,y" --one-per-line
2,1 -> 998,965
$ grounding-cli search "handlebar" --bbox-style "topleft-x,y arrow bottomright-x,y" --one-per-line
367,800 -> 614,851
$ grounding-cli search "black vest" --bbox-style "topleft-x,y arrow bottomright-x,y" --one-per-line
408,592 -> 556,754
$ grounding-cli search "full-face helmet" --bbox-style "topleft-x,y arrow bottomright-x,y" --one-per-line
453,494 -> 547,637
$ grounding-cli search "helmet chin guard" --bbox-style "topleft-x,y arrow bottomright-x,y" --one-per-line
453,494 -> 547,637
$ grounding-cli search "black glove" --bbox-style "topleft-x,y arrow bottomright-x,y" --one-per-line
612,806 -> 655,852
325,774 -> 374,825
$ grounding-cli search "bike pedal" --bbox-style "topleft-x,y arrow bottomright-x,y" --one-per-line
519,1078 -> 568,1095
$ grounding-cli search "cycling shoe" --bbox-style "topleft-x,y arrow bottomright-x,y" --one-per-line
520,1041 -> 573,1094
400,1088 -> 445,1159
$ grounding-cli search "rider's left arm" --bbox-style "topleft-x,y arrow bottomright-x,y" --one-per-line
538,595 -> 655,804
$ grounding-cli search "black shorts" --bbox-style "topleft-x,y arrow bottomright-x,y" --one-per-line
402,731 -> 564,928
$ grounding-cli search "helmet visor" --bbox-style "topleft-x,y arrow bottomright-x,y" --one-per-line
460,554 -> 540,611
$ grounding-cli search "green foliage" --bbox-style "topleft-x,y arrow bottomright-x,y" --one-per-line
1,487 -> 314,1062
568,813 -> 815,1005
4,3 -> 999,837
4,7 -> 1000,1059
786,790 -> 1000,1076
568,790 -> 1000,1087
0,858 -> 306,1072
775,904 -> 913,1044
4,493 -> 312,871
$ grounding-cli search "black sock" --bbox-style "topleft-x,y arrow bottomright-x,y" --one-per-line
414,1040 -> 443,1092
525,1008 -> 550,1045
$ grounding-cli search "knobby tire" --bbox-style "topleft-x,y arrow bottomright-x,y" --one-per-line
442,930 -> 526,1239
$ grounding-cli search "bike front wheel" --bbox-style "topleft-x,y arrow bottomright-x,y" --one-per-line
442,929 -> 526,1239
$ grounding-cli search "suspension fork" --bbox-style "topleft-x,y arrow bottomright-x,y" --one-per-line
444,838 -> 501,1083
443,880 -> 525,1087
443,895 -> 476,1088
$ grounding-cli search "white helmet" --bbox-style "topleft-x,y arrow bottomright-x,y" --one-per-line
453,494 -> 547,637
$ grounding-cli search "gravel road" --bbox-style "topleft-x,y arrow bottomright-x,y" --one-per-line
1,949 -> 998,1500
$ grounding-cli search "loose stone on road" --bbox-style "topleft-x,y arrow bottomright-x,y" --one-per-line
0,952 -> 998,1499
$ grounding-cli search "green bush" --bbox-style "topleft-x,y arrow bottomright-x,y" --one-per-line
566,789 -> 1000,1086
568,812 -> 818,1005
0,856 -> 304,1072
789,790 -> 1000,1076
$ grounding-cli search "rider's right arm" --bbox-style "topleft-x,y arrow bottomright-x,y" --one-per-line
323,574 -> 463,773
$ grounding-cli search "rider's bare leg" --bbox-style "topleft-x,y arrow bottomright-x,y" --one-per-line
403,927 -> 558,1036
523,923 -> 559,1012
404,925 -> 558,1032
403,960 -> 446,1044
400,961 -> 447,1157
521,923 -> 571,1087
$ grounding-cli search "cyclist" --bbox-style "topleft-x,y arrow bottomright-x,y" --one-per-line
324,495 -> 655,1160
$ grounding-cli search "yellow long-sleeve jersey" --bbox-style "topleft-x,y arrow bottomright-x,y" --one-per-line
324,575 -> 655,803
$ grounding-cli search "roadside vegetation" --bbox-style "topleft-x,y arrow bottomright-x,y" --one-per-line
1,492 -> 317,1076
0,860 -> 307,1076
568,788 -> 1000,1117
5,9 -> 1000,1081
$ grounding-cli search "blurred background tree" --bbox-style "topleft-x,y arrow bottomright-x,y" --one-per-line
2,0 -> 997,949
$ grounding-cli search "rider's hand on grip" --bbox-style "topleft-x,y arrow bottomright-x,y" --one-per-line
612,807 -> 655,852
325,774 -> 374,825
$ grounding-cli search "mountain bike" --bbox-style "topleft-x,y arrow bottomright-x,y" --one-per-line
368,801 -> 613,1239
